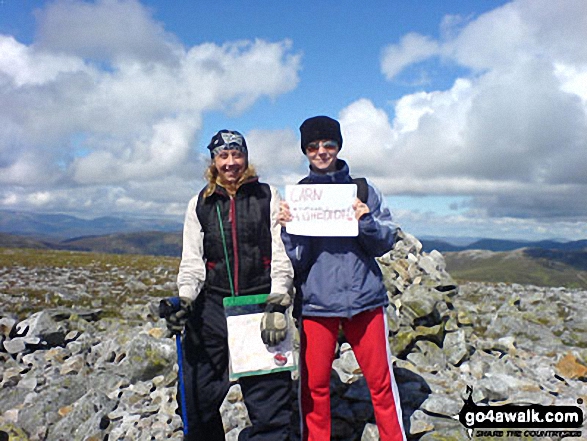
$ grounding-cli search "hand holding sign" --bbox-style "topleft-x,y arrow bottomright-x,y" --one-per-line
278,201 -> 293,226
352,198 -> 370,220
284,184 -> 359,236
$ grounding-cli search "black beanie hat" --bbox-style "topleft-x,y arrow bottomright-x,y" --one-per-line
299,116 -> 343,153
206,130 -> 248,158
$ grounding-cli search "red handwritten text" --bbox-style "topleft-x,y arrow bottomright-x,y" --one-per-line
289,187 -> 323,202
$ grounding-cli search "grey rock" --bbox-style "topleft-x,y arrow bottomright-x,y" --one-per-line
1,366 -> 23,388
443,329 -> 469,366
117,332 -> 176,383
17,372 -> 37,390
400,285 -> 440,326
46,389 -> 116,441
476,375 -> 510,401
2,238 -> 587,440
419,254 -> 440,277
2,337 -> 26,354
361,423 -> 380,440
0,316 -> 16,337
409,409 -> 435,435
16,374 -> 89,435
408,341 -> 447,373
420,394 -> 462,418
14,311 -> 67,348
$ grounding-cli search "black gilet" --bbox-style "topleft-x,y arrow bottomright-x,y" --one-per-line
196,178 -> 273,297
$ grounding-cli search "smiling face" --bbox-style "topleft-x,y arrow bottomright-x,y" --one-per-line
305,139 -> 340,173
214,149 -> 247,184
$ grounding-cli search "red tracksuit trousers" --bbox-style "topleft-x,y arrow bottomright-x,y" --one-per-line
299,307 -> 406,441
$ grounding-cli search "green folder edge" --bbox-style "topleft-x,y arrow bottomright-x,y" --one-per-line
223,293 -> 269,308
223,294 -> 297,380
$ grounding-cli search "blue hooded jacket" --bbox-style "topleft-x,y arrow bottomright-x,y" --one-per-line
281,160 -> 400,318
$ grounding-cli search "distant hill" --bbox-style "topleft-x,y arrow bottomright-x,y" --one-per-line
421,237 -> 587,253
0,210 -> 182,240
427,236 -> 587,289
444,248 -> 587,289
2,229 -> 587,288
0,233 -> 54,250
3,209 -> 585,254
61,231 -> 182,257
2,210 -> 587,289
419,239 -> 463,252
0,231 -> 182,257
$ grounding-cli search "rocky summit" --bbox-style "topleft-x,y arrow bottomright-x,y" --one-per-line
1,232 -> 586,440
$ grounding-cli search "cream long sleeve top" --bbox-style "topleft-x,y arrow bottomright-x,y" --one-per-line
176,185 -> 294,302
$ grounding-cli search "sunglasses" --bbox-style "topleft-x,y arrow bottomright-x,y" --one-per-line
306,140 -> 339,153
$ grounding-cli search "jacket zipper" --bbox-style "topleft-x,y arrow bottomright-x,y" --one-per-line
229,196 -> 239,295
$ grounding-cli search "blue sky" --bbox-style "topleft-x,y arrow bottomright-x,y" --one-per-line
1,0 -> 586,241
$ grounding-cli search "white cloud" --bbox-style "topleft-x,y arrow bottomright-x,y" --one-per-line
396,206 -> 587,242
1,0 -> 586,241
0,0 -> 301,217
0,35 -> 88,87
555,63 -> 587,103
72,115 -> 196,184
338,99 -> 395,172
0,151 -> 62,186
246,129 -> 306,186
34,0 -> 180,63
1,175 -> 200,218
369,0 -> 587,220
380,33 -> 440,81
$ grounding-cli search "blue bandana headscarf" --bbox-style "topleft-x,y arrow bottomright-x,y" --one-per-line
207,130 -> 248,158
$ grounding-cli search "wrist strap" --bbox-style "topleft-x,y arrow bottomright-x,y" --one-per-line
265,303 -> 287,314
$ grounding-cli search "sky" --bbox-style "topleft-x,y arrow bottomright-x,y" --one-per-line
1,0 -> 586,242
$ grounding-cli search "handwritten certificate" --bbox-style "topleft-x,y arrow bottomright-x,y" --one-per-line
285,184 -> 358,237
224,295 -> 297,380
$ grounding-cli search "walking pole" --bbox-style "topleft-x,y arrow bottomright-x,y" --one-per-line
159,298 -> 189,437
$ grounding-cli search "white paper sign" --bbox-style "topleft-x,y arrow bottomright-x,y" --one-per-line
226,312 -> 296,379
285,184 -> 358,237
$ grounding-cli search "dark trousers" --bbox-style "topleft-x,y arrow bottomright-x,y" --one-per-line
180,293 -> 292,441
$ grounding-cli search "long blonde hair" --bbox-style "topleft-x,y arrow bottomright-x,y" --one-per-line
202,162 -> 258,198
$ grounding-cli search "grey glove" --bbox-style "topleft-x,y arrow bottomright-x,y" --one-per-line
164,297 -> 192,333
260,293 -> 290,346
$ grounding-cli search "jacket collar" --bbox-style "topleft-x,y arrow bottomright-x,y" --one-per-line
214,176 -> 259,198
304,159 -> 352,184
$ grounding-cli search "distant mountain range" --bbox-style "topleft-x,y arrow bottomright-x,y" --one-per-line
421,237 -> 587,253
0,210 -> 182,240
1,209 -> 586,259
0,210 -> 184,257
418,237 -> 587,289
1,209 -> 586,288
443,248 -> 587,289
0,231 -> 183,257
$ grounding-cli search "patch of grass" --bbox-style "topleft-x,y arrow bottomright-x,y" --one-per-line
0,247 -> 180,319
444,251 -> 587,289
0,247 -> 179,270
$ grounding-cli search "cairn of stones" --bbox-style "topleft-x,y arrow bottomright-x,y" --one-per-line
1,232 -> 586,440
